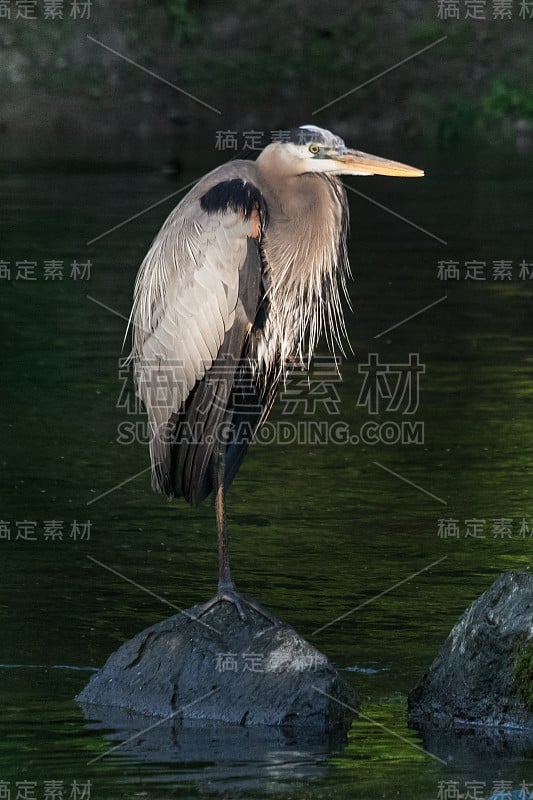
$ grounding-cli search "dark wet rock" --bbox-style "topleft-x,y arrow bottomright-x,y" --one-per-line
76,595 -> 357,733
408,571 -> 533,732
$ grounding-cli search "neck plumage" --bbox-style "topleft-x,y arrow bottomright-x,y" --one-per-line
255,168 -> 351,374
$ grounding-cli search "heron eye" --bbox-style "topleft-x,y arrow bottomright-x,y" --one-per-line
309,144 -> 320,155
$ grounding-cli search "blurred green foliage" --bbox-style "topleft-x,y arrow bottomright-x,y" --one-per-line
481,78 -> 533,121
166,0 -> 199,42
162,11 -> 376,100
417,79 -> 533,146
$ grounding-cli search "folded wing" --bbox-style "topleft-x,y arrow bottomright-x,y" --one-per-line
130,178 -> 269,501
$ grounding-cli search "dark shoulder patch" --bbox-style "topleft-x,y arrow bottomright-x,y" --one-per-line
200,179 -> 269,230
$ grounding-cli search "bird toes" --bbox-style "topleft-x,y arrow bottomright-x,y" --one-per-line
190,589 -> 279,626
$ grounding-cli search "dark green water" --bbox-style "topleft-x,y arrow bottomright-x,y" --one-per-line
1,151 -> 533,798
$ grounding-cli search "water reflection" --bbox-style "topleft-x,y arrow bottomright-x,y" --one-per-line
80,705 -> 341,787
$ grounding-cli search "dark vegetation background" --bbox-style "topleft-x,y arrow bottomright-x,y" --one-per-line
1,0 -> 531,166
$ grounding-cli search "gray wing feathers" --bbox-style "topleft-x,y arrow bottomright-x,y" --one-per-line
131,200 -> 255,489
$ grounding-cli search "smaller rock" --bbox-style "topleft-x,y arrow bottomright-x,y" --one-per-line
408,571 -> 533,732
76,595 -> 357,734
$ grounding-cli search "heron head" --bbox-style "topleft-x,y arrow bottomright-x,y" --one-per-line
259,124 -> 424,178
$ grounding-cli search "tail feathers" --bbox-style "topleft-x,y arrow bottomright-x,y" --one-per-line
223,362 -> 280,490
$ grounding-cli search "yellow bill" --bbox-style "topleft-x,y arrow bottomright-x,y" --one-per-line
330,148 -> 424,178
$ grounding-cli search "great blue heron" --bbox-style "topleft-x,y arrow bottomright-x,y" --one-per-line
130,124 -> 423,621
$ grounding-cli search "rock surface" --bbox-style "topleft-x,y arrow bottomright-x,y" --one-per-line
76,595 -> 357,733
408,571 -> 533,731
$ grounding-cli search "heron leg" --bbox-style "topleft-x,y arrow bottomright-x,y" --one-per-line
190,435 -> 278,626
213,435 -> 234,594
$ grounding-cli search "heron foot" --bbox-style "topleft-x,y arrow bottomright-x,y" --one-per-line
190,588 -> 279,626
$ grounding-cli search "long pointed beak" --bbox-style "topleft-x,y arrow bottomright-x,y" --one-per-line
330,148 -> 424,178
